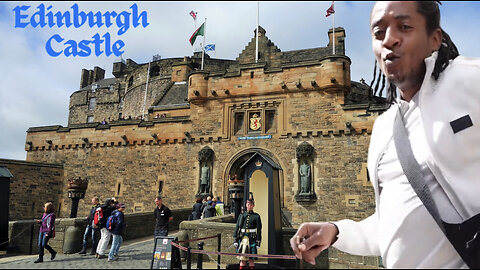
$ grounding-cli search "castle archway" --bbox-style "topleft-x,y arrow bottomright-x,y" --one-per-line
222,147 -> 285,212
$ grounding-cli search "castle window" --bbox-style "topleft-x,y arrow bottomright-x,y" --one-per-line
128,76 -> 133,87
265,110 -> 276,133
88,97 -> 96,110
234,112 -> 245,135
158,181 -> 164,196
87,116 -> 94,123
250,72 -> 254,78
150,66 -> 160,77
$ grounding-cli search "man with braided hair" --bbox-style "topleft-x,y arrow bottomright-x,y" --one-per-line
233,193 -> 262,269
291,1 -> 480,268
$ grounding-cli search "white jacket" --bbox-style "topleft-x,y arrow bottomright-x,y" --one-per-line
332,52 -> 480,258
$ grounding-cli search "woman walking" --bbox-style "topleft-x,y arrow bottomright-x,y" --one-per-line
34,202 -> 57,263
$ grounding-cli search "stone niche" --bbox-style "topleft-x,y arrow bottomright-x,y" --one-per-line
295,142 -> 317,203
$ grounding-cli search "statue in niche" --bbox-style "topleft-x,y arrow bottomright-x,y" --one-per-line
199,163 -> 211,194
299,160 -> 311,194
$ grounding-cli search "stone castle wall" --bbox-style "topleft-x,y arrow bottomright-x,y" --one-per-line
25,88 -> 377,225
0,159 -> 64,221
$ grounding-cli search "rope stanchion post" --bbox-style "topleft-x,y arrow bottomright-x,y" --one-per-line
172,233 -> 299,268
187,247 -> 192,270
217,234 -> 221,270
197,242 -> 204,270
296,258 -> 304,269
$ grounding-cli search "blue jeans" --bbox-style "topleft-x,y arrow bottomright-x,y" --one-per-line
38,232 -> 55,259
82,224 -> 99,250
108,234 -> 123,260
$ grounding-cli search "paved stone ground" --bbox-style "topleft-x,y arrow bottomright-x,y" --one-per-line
0,236 -> 224,269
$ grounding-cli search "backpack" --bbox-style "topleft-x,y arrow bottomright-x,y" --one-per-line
93,207 -> 103,226
106,214 -> 117,231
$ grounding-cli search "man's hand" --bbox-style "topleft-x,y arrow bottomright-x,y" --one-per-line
290,222 -> 338,265
234,242 -> 238,248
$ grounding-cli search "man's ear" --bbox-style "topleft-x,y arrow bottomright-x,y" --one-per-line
431,28 -> 442,52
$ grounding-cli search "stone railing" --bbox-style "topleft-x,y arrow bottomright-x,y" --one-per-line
7,208 -> 191,255
178,215 -> 383,269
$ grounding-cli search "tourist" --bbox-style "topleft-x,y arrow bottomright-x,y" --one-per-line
78,196 -> 100,255
95,198 -> 116,259
34,202 -> 57,263
191,197 -> 203,220
154,196 -> 173,237
108,203 -> 126,262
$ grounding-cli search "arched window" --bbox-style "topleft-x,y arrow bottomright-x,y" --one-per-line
128,76 -> 133,87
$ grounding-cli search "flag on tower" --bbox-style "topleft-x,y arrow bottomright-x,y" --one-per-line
189,10 -> 197,20
189,22 -> 205,46
204,44 -> 215,52
326,2 -> 335,17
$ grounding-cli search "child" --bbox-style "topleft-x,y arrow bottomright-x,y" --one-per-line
108,203 -> 125,262
34,202 -> 57,263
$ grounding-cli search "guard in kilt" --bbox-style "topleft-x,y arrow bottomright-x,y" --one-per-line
233,192 -> 262,269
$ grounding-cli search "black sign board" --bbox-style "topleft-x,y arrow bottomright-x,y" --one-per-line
151,236 -> 181,269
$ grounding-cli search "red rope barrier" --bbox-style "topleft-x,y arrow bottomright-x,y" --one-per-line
171,241 -> 297,260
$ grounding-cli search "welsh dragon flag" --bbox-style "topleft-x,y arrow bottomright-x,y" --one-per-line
189,22 -> 205,46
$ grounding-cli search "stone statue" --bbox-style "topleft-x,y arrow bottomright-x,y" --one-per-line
200,163 -> 211,194
299,161 -> 311,194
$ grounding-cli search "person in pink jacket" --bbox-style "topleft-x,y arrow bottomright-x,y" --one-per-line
34,202 -> 57,263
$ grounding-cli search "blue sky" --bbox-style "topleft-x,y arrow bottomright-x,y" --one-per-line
1,1 -> 480,160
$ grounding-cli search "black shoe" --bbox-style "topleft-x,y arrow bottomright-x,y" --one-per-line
51,251 -> 57,260
97,254 -> 108,259
34,258 -> 43,263
90,250 -> 96,255
78,248 -> 87,255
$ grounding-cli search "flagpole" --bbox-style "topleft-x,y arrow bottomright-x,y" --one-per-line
142,61 -> 151,120
201,18 -> 206,70
332,1 -> 335,55
255,1 -> 259,63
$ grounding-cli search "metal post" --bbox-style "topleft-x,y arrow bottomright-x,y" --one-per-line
196,242 -> 204,269
217,234 -> 221,269
296,258 -> 304,269
70,197 -> 80,218
187,247 -> 192,270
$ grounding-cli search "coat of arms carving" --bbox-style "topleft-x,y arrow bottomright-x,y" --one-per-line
249,113 -> 261,131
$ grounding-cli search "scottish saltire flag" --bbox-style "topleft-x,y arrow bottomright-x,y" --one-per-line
205,44 -> 215,52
